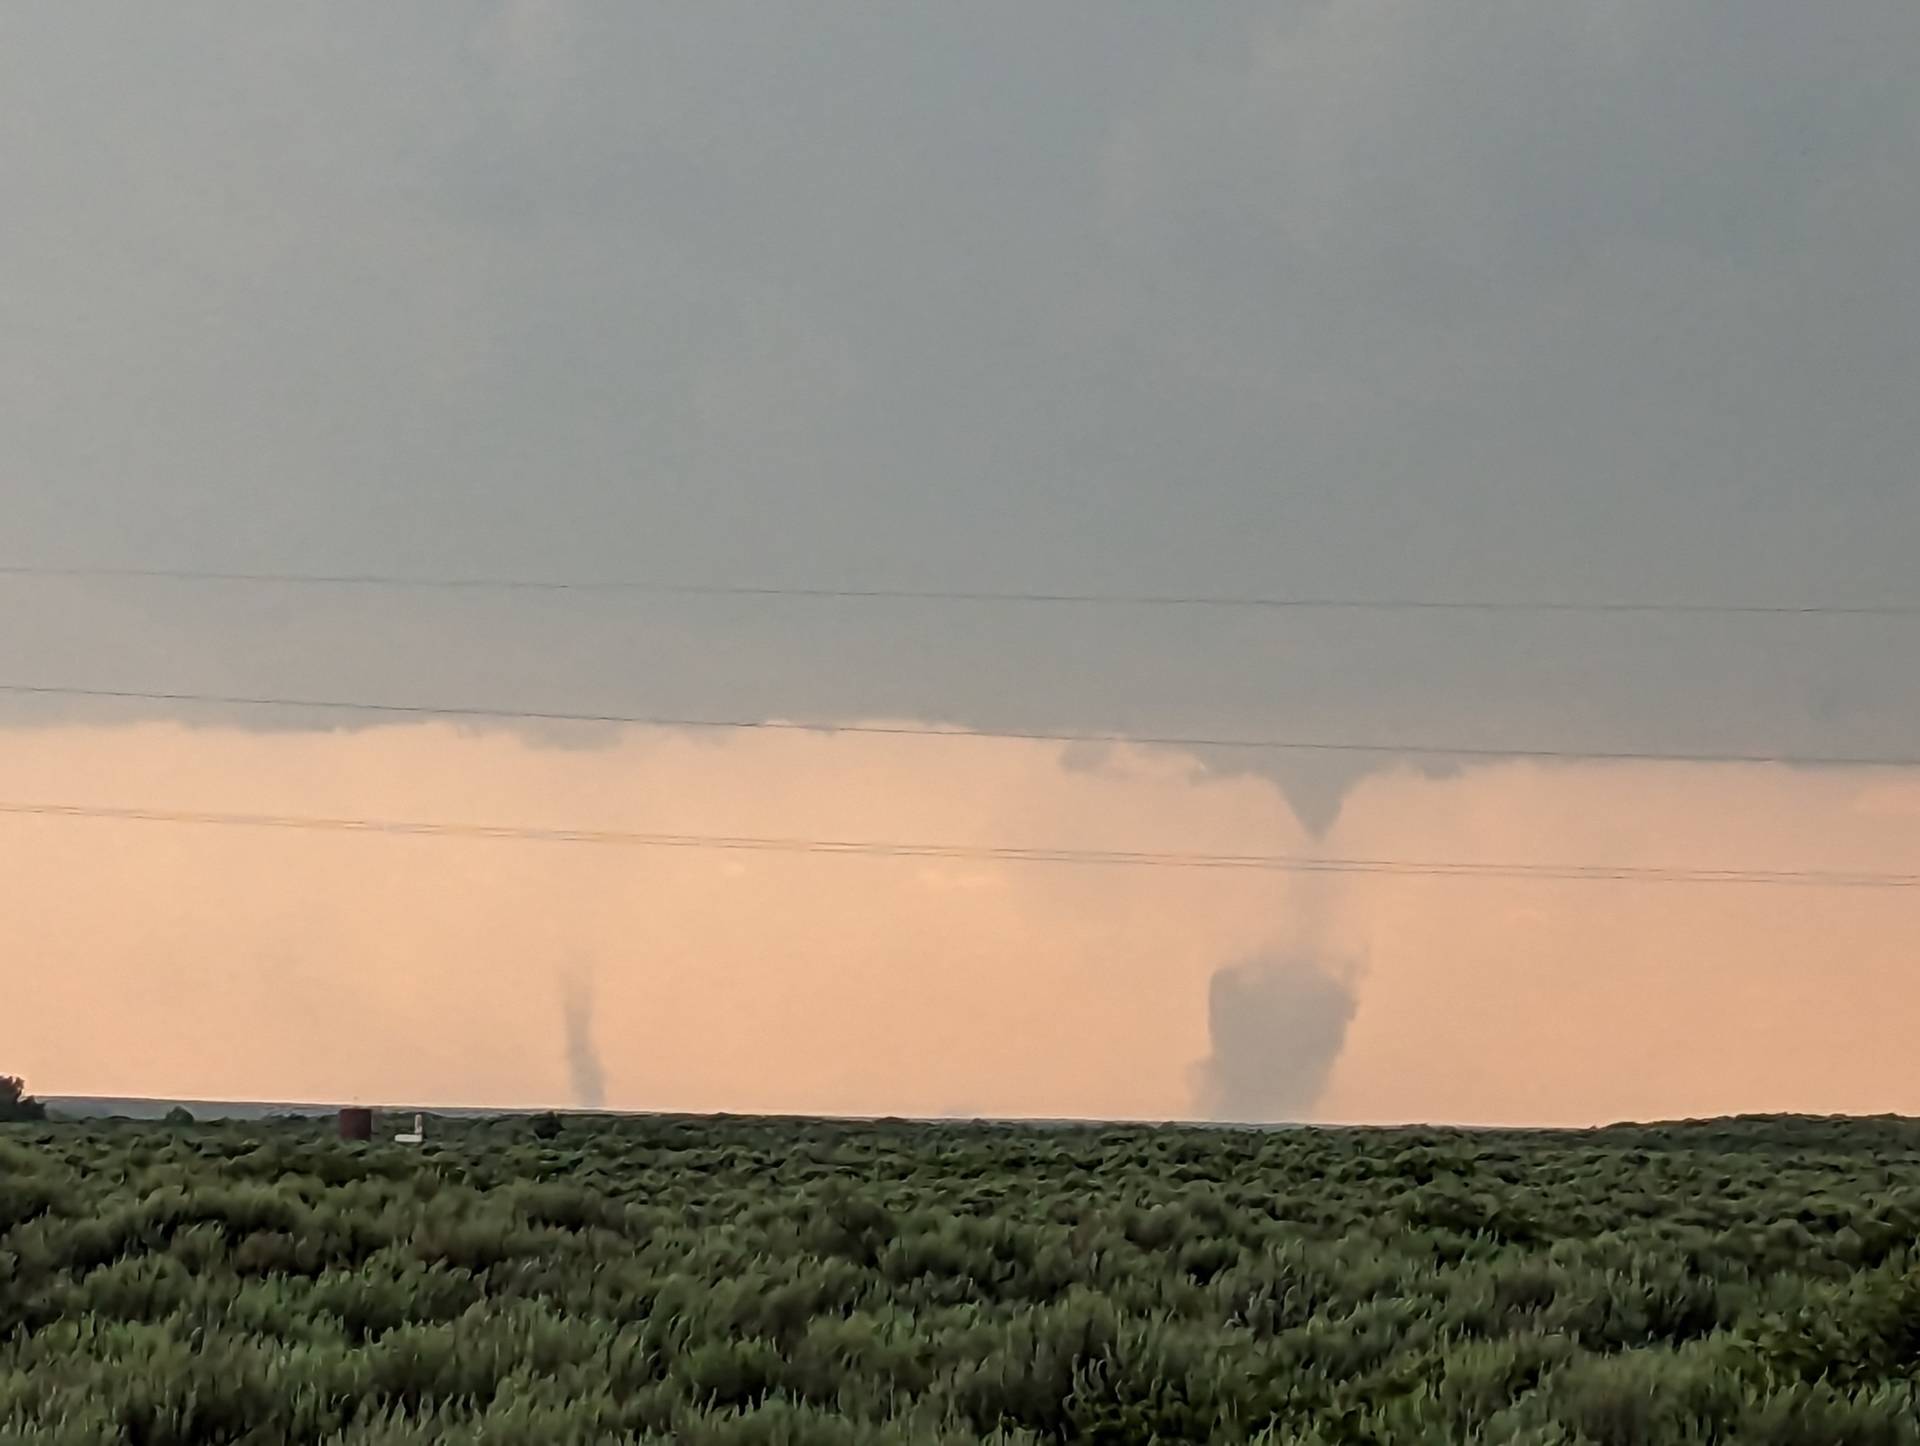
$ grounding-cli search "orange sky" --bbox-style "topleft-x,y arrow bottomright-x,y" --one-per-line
3,720 -> 1915,1125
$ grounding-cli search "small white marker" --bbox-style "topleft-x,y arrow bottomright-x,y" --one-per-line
394,1113 -> 425,1146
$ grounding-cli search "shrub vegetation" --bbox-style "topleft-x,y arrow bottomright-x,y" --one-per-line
0,1077 -> 44,1124
2,1111 -> 1918,1442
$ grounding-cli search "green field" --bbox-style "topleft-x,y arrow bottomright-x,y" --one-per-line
4,1113 -> 1919,1444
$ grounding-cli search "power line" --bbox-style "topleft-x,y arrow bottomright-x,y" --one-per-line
4,563 -> 1916,618
1,799 -> 1913,888
8,681 -> 1920,771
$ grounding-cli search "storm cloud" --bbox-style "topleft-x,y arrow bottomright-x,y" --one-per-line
2,4 -> 1918,1120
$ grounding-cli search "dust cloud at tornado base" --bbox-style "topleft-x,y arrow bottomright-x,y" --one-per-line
1192,866 -> 1362,1124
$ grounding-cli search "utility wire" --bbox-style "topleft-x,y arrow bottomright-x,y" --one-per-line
8,682 -> 1920,771
4,563 -> 1917,618
1,800 -> 1914,887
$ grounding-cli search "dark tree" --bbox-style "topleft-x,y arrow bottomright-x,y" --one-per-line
0,1075 -> 47,1122
530,1111 -> 563,1140
164,1106 -> 196,1126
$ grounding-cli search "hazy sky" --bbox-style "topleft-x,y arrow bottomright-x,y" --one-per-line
3,3 -> 1917,1120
